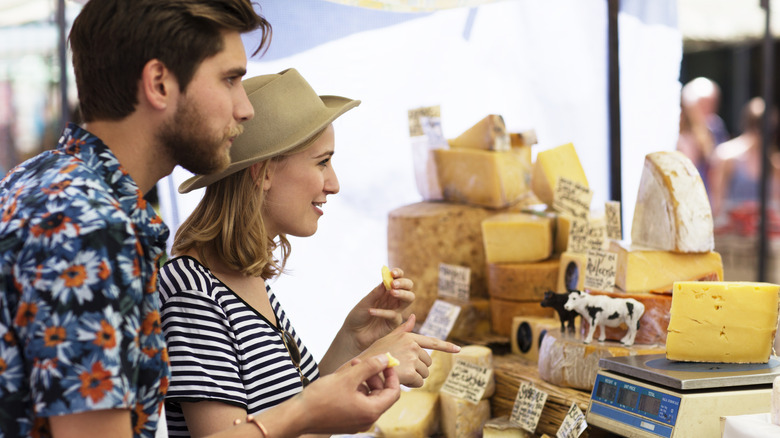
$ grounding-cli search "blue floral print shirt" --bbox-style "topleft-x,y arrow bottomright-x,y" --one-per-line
0,124 -> 170,438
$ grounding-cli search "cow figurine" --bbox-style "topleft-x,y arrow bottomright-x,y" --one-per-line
563,290 -> 645,345
541,290 -> 579,333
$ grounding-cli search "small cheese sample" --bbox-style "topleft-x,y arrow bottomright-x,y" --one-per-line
373,390 -> 440,438
556,251 -> 587,294
538,330 -> 665,390
483,416 -> 533,438
611,240 -> 723,293
440,392 -> 491,438
453,345 -> 496,399
434,148 -> 531,208
382,265 -> 393,290
666,281 -> 780,363
631,151 -> 714,253
482,213 -> 553,263
487,257 -> 559,301
416,349 -> 453,393
511,316 -> 561,363
530,142 -> 589,206
490,297 -> 555,337
385,352 -> 400,367
580,290 -> 671,345
448,114 -> 510,151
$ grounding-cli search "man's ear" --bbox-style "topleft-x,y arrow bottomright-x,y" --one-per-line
141,59 -> 176,110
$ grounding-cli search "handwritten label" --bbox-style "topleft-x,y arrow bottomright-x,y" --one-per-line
586,217 -> 606,251
440,358 -> 492,404
408,105 -> 441,137
553,178 -> 592,219
438,263 -> 471,301
419,299 -> 461,340
584,249 -> 617,292
605,201 -> 622,240
510,383 -> 548,433
568,218 -> 608,253
557,403 -> 587,438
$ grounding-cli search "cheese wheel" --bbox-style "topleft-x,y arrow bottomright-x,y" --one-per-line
489,297 -> 555,337
440,392 -> 491,438
538,330 -> 665,390
579,290 -> 671,345
511,316 -> 561,363
388,201 -> 533,320
373,390 -> 440,438
556,251 -> 587,293
482,213 -> 553,263
487,258 -> 560,301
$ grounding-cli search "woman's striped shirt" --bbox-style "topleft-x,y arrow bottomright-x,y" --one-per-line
158,256 -> 319,437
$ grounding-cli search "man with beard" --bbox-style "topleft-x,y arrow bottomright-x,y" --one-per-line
0,1 -> 400,438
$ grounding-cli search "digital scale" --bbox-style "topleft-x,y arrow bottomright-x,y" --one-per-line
586,354 -> 780,438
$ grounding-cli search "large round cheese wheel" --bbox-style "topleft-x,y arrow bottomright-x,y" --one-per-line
580,290 -> 671,345
489,297 -> 554,337
487,258 -> 559,301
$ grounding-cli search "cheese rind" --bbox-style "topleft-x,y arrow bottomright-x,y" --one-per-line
610,240 -> 723,293
373,391 -> 440,438
487,258 -> 559,301
448,114 -> 510,151
490,297 -> 555,337
631,151 -> 714,253
556,251 -> 587,293
434,148 -> 531,208
482,213 -> 553,264
440,392 -> 491,438
530,143 -> 589,206
580,290 -> 671,345
511,316 -> 561,363
666,281 -> 780,363
416,349 -> 453,393
483,416 -> 533,438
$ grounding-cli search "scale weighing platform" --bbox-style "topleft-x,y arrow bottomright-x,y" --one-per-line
586,354 -> 780,438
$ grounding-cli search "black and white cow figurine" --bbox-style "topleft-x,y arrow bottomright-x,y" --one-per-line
541,290 -> 578,333
563,290 -> 645,345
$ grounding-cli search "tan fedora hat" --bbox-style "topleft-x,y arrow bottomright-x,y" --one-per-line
178,68 -> 360,193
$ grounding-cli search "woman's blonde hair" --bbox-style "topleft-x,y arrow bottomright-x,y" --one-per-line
172,129 -> 327,278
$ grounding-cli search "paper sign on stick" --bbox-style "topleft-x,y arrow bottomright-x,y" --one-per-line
557,403 -> 587,438
419,299 -> 460,340
438,263 -> 471,301
553,177 -> 592,219
440,358 -> 492,404
584,249 -> 617,292
605,201 -> 622,240
510,382 -> 548,433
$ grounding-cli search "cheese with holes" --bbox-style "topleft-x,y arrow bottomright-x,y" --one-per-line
483,416 -> 533,438
416,349 -> 454,393
487,258 -> 559,301
538,330 -> 665,390
434,148 -> 531,208
388,202 -> 533,321
373,390 -> 440,438
666,281 -> 780,363
482,213 -> 553,263
611,240 -> 723,294
511,316 -> 561,363
440,392 -> 491,438
490,297 -> 555,336
580,290 -> 671,345
454,345 -> 496,399
631,151 -> 714,253
557,251 -> 587,293
449,114 -> 510,151
530,143 -> 589,206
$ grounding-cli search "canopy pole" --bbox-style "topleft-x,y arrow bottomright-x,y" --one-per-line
57,0 -> 69,129
758,0 -> 773,281
608,0 -> 622,236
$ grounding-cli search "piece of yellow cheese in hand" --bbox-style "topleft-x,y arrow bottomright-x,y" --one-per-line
382,265 -> 393,290
385,352 -> 400,368
666,281 -> 779,363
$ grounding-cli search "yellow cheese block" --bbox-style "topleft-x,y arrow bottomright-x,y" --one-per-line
373,390 -> 440,438
483,416 -> 533,438
482,213 -> 553,263
538,330 -> 665,390
486,258 -> 559,301
511,316 -> 561,363
440,392 -> 491,438
666,281 -> 780,363
489,297 -> 555,337
448,114 -> 510,151
610,240 -> 723,294
631,151 -> 714,253
434,148 -> 531,208
415,349 -> 453,393
556,251 -> 587,293
453,345 -> 495,399
555,213 -> 573,254
581,290 -> 671,345
530,142 -> 589,206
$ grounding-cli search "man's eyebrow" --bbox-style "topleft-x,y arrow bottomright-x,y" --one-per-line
227,67 -> 247,77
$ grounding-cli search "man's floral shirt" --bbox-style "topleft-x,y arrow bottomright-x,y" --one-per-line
0,124 -> 170,437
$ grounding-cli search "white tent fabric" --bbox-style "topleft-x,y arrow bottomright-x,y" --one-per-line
157,0 -> 681,362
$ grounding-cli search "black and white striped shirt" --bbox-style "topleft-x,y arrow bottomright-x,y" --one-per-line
158,256 -> 319,437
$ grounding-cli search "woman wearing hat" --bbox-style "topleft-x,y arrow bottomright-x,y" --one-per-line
158,68 -> 460,437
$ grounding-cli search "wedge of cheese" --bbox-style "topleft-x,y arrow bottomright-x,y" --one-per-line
416,349 -> 453,393
482,213 -> 553,263
448,114 -> 510,151
631,151 -> 714,253
434,148 -> 531,208
610,240 -> 723,294
530,142 -> 589,206
666,281 -> 780,363
373,390 -> 440,438
440,393 -> 491,438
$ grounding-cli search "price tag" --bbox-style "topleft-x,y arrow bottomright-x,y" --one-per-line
605,201 -> 622,240
557,403 -> 587,438
510,382 -> 548,433
438,263 -> 471,301
585,217 -> 606,251
567,218 -> 589,253
584,249 -> 617,292
440,358 -> 492,404
419,299 -> 461,340
553,177 -> 592,219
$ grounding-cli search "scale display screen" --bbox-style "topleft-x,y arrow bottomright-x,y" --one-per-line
591,373 -> 680,426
